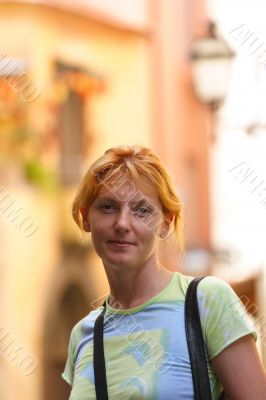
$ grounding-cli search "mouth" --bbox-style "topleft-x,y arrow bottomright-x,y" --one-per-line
107,240 -> 136,247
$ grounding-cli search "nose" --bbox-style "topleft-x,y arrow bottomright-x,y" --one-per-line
114,207 -> 131,232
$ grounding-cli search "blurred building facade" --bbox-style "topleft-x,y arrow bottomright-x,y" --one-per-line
0,1 -> 210,399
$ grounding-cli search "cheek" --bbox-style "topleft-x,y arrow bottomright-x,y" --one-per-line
137,216 -> 162,239
137,223 -> 158,245
141,232 -> 159,255
90,223 -> 107,242
88,220 -> 105,248
89,214 -> 111,233
90,230 -> 105,258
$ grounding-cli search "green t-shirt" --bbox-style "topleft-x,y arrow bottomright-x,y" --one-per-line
62,272 -> 257,399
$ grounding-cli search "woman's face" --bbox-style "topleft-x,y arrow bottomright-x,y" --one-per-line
86,174 -> 168,270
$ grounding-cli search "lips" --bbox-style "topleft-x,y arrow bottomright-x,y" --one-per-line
108,240 -> 135,245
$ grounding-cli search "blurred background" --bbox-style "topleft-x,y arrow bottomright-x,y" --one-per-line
1,0 -> 266,398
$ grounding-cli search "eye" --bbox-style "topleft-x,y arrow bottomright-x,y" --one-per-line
99,203 -> 117,213
133,206 -> 153,218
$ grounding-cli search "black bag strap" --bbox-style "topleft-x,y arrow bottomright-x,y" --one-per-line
93,300 -> 109,400
185,277 -> 226,400
185,277 -> 213,400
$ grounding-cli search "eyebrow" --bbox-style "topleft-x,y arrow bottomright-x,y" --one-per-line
130,199 -> 154,208
97,196 -> 154,208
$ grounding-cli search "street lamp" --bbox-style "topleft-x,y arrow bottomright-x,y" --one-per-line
190,22 -> 235,108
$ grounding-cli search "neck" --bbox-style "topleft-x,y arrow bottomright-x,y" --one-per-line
104,257 -> 174,309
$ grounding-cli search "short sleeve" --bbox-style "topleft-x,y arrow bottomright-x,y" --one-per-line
197,276 -> 257,360
61,323 -> 82,386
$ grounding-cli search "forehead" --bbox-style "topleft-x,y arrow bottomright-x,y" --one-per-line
96,174 -> 160,204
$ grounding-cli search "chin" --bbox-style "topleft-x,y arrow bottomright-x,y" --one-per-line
104,254 -> 137,268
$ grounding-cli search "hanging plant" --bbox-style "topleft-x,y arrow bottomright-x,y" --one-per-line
0,80 -> 59,192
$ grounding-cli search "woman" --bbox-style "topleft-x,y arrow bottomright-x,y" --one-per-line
62,145 -> 266,399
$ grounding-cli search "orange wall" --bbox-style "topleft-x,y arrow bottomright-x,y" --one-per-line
148,0 -> 211,251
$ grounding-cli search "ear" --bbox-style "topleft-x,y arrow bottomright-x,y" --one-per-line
80,207 -> 91,232
159,213 -> 175,239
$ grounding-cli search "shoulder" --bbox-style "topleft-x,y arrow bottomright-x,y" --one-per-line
69,306 -> 105,351
197,275 -> 235,298
174,272 -> 231,298
176,272 -> 239,305
198,274 -> 232,288
195,275 -> 244,324
194,276 -> 257,359
196,275 -> 245,314
73,306 -> 104,333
